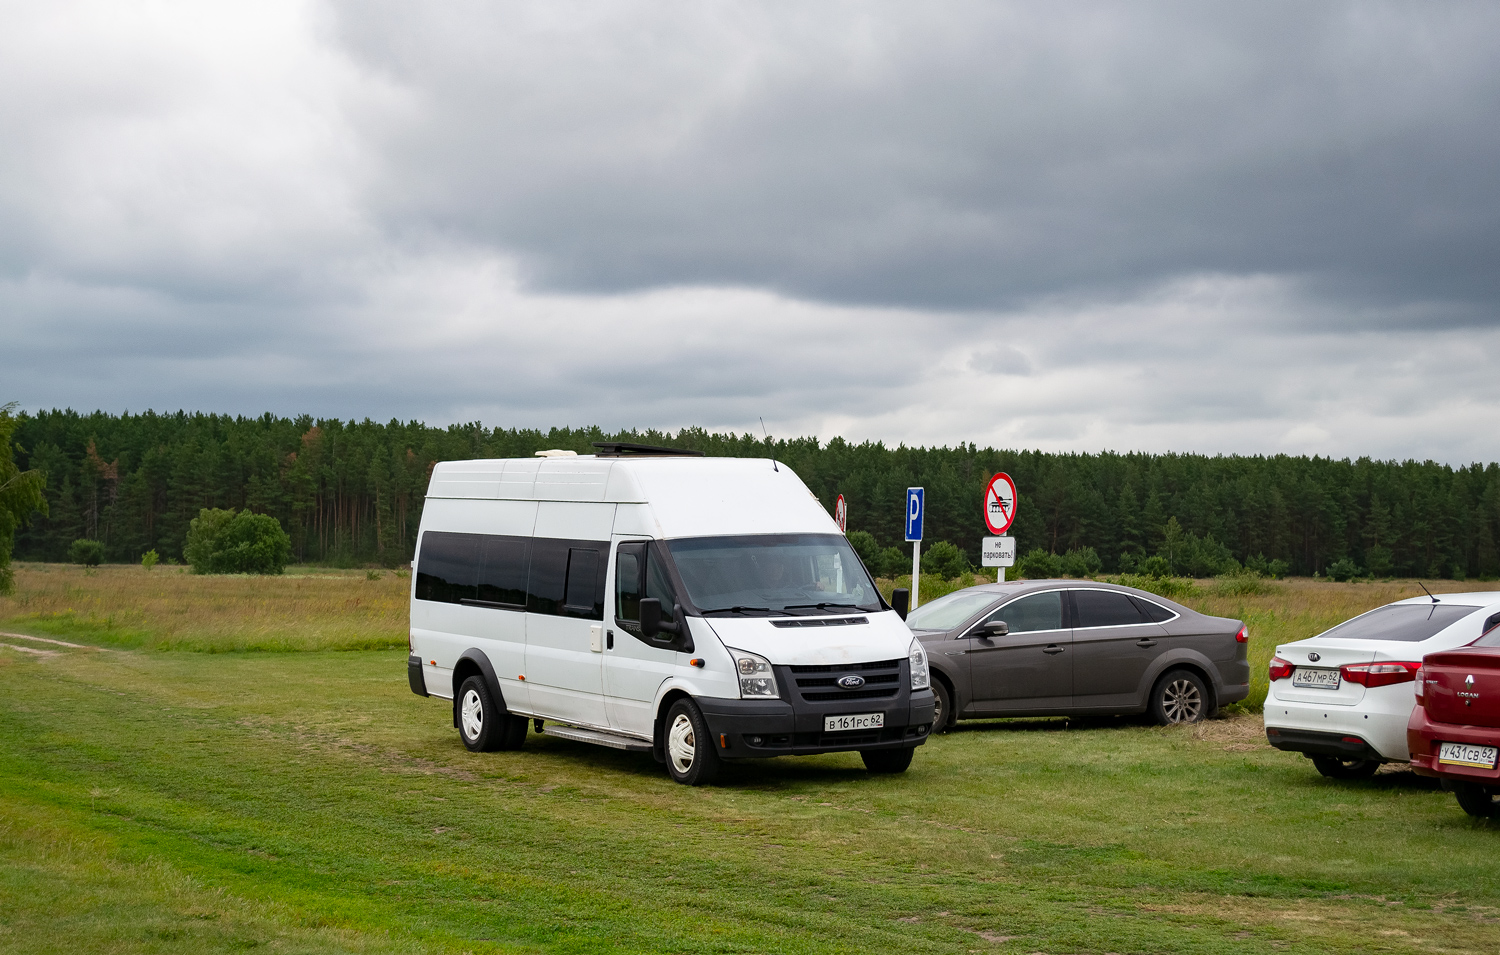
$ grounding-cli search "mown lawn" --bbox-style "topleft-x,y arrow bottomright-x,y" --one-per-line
2,568 -> 1499,954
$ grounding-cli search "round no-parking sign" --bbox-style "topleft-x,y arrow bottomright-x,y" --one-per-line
834,494 -> 848,533
984,472 -> 1017,535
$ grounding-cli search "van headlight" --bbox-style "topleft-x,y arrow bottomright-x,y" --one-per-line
729,648 -> 779,699
909,636 -> 930,690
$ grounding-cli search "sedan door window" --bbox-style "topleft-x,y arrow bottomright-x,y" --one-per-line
982,591 -> 1064,633
1073,589 -> 1147,628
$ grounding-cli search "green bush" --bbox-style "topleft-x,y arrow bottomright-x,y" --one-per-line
1014,548 -> 1059,579
140,549 -> 159,571
185,508 -> 292,575
1140,555 -> 1172,578
1211,570 -> 1277,597
1325,557 -> 1363,583
1111,573 -> 1199,601
921,540 -> 970,579
68,538 -> 104,566
847,530 -> 881,572
1058,546 -> 1103,578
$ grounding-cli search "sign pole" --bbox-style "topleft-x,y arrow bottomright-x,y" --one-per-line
911,541 -> 921,609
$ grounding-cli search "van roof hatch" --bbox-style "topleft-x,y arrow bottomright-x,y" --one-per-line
591,442 -> 705,457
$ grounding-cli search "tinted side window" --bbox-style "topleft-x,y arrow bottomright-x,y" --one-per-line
1074,590 -> 1147,628
415,532 -> 480,603
476,535 -> 529,607
527,539 -> 569,615
616,543 -> 644,624
986,591 -> 1063,634
564,548 -> 602,615
1131,596 -> 1176,623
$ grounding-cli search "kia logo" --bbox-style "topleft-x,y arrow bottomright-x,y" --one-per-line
1308,652 -> 1321,662
837,675 -> 866,689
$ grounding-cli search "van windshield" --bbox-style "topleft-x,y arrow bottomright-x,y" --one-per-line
667,534 -> 883,616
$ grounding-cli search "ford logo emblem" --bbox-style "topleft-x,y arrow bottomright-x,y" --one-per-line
837,675 -> 866,689
1307,652 -> 1321,662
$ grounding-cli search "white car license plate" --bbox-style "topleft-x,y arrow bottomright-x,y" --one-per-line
825,713 -> 884,732
1293,667 -> 1342,689
1438,741 -> 1499,769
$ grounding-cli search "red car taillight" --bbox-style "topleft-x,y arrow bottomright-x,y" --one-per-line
1341,661 -> 1421,688
1269,656 -> 1294,681
1235,624 -> 1249,644
1413,666 -> 1426,705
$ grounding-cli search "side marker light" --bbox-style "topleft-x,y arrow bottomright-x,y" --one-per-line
690,658 -> 705,668
719,734 -> 728,749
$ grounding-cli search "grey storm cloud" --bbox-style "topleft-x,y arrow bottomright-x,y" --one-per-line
3,1 -> 1500,462
342,1 -> 1500,314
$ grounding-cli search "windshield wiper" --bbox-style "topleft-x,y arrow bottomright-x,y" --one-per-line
783,602 -> 865,614
699,605 -> 779,616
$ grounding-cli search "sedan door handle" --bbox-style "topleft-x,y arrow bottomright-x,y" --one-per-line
1136,639 -> 1158,648
1042,645 -> 1065,655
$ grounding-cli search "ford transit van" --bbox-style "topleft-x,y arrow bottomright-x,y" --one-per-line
407,443 -> 935,784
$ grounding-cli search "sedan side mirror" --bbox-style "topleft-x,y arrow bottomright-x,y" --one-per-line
979,619 -> 1009,637
891,588 -> 910,620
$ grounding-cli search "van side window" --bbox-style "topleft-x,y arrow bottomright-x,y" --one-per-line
415,532 -> 480,603
527,539 -> 606,619
564,548 -> 601,615
477,535 -> 529,607
616,543 -> 645,625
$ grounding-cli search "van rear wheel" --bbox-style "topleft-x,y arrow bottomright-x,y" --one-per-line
457,675 -> 526,753
663,699 -> 720,786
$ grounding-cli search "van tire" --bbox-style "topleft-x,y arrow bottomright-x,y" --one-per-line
457,675 -> 526,753
663,698 -> 720,786
861,747 -> 914,774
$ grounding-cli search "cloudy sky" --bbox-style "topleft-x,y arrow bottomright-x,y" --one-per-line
4,1 -> 1499,461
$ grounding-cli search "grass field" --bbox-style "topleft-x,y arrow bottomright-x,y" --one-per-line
3,566 -> 1499,954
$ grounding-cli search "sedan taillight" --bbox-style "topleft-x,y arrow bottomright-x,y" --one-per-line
1235,624 -> 1249,644
1413,666 -> 1426,705
1268,656 -> 1294,681
1341,661 -> 1421,688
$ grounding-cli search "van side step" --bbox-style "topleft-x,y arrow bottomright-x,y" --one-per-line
541,724 -> 654,752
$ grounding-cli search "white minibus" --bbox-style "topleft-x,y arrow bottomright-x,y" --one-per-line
407,443 -> 935,784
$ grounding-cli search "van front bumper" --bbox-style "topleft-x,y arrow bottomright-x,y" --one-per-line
698,689 -> 935,758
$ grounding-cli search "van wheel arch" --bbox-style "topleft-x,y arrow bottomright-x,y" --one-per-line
452,650 -> 504,728
653,689 -> 694,764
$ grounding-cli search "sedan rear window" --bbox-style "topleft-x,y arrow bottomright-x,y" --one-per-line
1073,589 -> 1146,628
1315,603 -> 1478,643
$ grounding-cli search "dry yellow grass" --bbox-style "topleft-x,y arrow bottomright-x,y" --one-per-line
0,562 -> 410,652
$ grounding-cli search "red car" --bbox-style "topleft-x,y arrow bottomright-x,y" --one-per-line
1407,627 -> 1500,817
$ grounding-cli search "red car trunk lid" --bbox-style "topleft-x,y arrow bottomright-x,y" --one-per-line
1422,647 -> 1500,727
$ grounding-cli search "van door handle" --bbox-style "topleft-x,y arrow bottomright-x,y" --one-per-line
1042,645 -> 1065,655
1136,638 -> 1157,648
590,625 -> 604,653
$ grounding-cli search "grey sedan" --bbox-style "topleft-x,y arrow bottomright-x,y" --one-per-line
903,580 -> 1251,729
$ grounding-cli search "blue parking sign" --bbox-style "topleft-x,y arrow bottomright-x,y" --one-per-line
905,487 -> 924,542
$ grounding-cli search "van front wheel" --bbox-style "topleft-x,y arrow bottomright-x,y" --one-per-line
862,747 -> 914,774
663,699 -> 720,786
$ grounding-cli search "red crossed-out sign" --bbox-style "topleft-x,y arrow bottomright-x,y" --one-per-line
984,472 -> 1017,535
834,494 -> 848,533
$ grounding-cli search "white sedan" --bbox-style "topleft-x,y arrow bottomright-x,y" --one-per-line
1263,592 -> 1500,779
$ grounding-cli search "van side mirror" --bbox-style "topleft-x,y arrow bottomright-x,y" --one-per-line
640,598 -> 662,637
891,588 -> 909,620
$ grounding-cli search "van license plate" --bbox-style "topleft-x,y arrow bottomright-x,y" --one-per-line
1293,667 -> 1341,689
1438,741 -> 1499,769
825,713 -> 884,732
